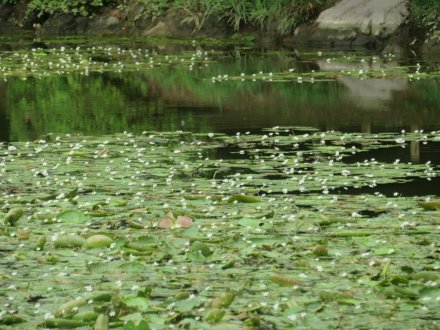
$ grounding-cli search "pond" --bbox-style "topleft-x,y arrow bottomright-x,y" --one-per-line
0,36 -> 439,329
1,37 -> 440,141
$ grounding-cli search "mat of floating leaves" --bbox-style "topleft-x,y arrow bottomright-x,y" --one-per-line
0,128 -> 439,329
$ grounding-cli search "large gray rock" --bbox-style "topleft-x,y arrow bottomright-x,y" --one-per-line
317,0 -> 407,38
39,14 -> 81,35
39,13 -> 125,36
421,31 -> 440,58
0,4 -> 14,22
295,0 -> 409,50
144,8 -> 232,38
86,15 -> 122,35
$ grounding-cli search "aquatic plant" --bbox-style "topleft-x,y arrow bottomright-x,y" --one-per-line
225,52 -> 440,82
0,128 -> 439,328
0,44 -> 210,80
3,42 -> 440,142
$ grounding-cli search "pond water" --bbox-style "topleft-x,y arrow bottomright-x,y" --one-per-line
1,37 -> 440,329
1,38 -> 440,141
1,37 -> 439,195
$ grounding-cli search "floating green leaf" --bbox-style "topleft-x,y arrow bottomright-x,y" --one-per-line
57,210 -> 87,222
204,308 -> 225,324
54,298 -> 87,317
228,195 -> 261,203
3,208 -> 24,226
211,291 -> 235,308
86,235 -> 113,249
121,296 -> 149,312
191,241 -> 213,257
124,320 -> 151,330
53,234 -> 86,248
0,315 -> 26,325
72,311 -> 99,322
417,201 -> 440,211
94,314 -> 109,330
43,319 -> 86,329
269,275 -> 302,287
312,245 -> 328,257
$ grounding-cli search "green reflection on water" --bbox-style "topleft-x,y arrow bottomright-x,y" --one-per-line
1,43 -> 440,141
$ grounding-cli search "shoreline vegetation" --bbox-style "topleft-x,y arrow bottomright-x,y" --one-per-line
0,0 -> 339,33
0,0 -> 439,54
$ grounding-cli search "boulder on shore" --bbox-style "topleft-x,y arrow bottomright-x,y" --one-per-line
143,8 -> 232,39
421,32 -> 440,58
38,12 -> 124,36
294,0 -> 409,50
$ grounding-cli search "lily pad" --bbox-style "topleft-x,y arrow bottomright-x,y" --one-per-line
53,234 -> 86,248
57,210 -> 87,222
86,235 -> 113,249
228,195 -> 261,203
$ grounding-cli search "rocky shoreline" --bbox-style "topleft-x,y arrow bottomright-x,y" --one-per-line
0,0 -> 439,56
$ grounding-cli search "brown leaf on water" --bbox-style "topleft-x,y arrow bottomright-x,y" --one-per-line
18,229 -> 31,240
165,211 -> 176,221
129,208 -> 147,217
269,274 -> 302,287
97,148 -> 108,158
176,216 -> 193,228
158,217 -> 174,229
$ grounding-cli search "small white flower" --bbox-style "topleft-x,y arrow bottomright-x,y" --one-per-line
44,312 -> 54,320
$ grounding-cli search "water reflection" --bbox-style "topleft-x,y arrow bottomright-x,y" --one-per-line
410,124 -> 420,163
338,78 -> 408,109
317,59 -> 410,110
1,51 -> 440,144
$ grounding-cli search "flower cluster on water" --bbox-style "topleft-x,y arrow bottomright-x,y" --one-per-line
0,128 -> 439,328
0,45 -> 210,80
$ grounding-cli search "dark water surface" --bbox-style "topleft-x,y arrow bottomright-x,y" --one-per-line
1,38 -> 440,179
0,39 -> 439,141
3,71 -> 440,140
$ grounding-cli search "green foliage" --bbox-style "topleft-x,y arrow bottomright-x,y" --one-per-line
174,0 -> 337,34
220,0 -> 253,31
175,0 -> 223,32
409,0 -> 440,38
3,0 -> 338,34
178,0 -> 254,32
249,0 -> 270,30
5,0 -> 440,38
262,0 -> 338,35
118,0 -> 171,22
26,0 -> 107,16
135,0 -> 170,21
0,0 -> 18,5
